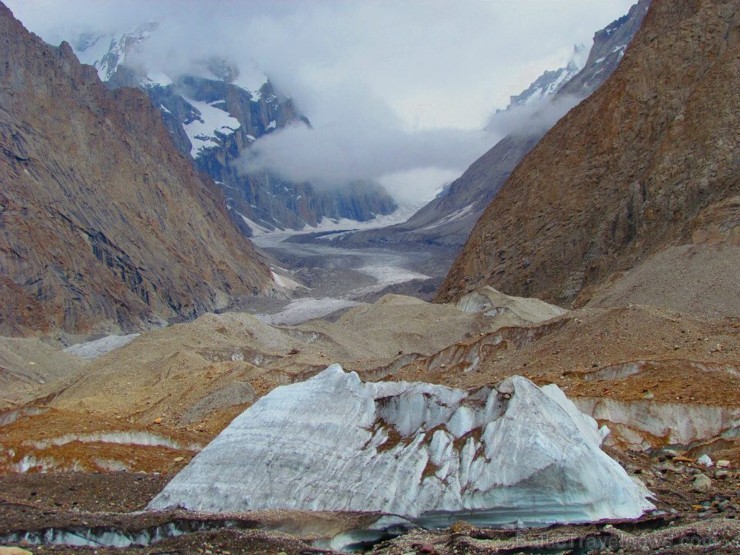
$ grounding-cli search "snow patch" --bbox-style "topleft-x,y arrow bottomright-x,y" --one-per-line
351,265 -> 429,297
237,212 -> 273,235
13,455 -> 61,473
250,204 -> 420,240
144,72 -> 174,87
419,203 -> 475,231
183,97 -> 241,159
73,33 -> 112,68
271,271 -> 305,291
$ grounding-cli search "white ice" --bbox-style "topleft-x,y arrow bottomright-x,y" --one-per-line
63,333 -> 140,360
256,298 -> 362,326
351,264 -> 429,297
149,365 -> 654,524
26,431 -> 202,451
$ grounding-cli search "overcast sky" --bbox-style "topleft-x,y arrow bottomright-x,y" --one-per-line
7,0 -> 636,203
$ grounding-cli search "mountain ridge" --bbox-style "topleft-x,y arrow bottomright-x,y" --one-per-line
74,27 -> 398,234
338,0 -> 649,249
0,2 -> 273,337
437,0 -> 739,306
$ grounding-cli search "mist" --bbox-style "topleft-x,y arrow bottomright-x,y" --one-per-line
6,0 -> 636,202
486,95 -> 584,139
238,119 -> 496,190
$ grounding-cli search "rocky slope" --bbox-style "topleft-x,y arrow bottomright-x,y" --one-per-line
0,284 -> 736,552
0,3 -> 272,337
341,0 -> 649,249
75,27 -> 397,234
438,0 -> 739,305
0,291 -> 557,471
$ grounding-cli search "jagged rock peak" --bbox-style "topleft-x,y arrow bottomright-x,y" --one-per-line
73,21 -> 397,234
149,364 -> 653,523
504,44 -> 588,109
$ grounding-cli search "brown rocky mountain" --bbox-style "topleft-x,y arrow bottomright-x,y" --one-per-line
437,0 -> 739,306
0,3 -> 272,337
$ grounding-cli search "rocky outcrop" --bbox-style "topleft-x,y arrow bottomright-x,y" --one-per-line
456,286 -> 566,327
149,365 -> 653,523
437,0 -> 738,305
0,3 -> 272,336
342,1 -> 649,249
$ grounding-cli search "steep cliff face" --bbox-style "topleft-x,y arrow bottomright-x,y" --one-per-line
341,1 -> 649,249
0,3 -> 272,336
75,27 -> 397,234
437,0 -> 738,305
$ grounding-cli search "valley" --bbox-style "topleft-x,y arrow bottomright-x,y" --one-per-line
0,0 -> 738,553
244,226 -> 456,325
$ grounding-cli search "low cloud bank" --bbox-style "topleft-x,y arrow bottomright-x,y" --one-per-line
237,121 -> 498,191
486,94 -> 583,138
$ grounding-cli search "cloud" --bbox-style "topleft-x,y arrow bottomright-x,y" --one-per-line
486,94 -> 584,138
379,168 -> 463,206
6,0 -> 636,202
238,119 -> 496,189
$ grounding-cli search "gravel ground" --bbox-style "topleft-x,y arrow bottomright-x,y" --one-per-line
0,453 -> 737,554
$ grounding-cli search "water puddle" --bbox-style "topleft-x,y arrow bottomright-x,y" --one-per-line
0,517 -> 258,549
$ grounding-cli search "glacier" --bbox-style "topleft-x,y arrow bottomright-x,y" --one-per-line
149,365 -> 653,525
63,333 -> 140,360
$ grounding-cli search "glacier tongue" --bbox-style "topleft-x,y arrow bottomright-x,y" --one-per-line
149,365 -> 653,524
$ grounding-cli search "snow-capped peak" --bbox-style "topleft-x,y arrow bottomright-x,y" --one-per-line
506,43 -> 587,109
72,24 -> 267,96
73,22 -> 157,82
